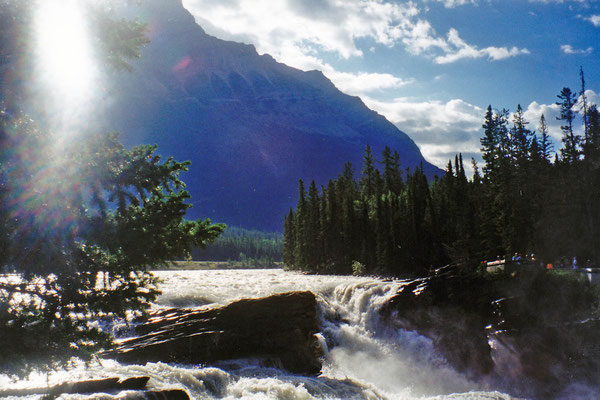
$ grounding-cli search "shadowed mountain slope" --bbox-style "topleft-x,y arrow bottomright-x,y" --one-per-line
98,0 -> 441,231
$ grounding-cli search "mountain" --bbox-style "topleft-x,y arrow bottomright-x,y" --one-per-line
97,0 -> 442,231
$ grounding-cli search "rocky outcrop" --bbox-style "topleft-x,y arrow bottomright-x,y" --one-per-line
0,376 -> 190,399
381,264 -> 600,399
380,266 -> 496,377
489,293 -> 600,398
107,291 -> 322,375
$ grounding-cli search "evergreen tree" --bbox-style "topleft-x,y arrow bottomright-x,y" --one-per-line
307,180 -> 322,271
538,114 -> 554,162
381,145 -> 403,195
556,87 -> 580,163
360,145 -> 381,199
283,209 -> 296,266
481,105 -> 498,177
0,116 -> 224,375
580,67 -> 590,152
511,104 -> 532,165
588,105 -> 600,157
0,1 -> 224,376
285,70 -> 600,277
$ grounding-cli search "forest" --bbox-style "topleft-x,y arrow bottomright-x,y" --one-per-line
284,71 -> 600,276
191,226 -> 282,265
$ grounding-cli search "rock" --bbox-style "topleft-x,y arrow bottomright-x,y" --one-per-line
488,277 -> 600,398
380,265 -> 495,377
107,291 -> 322,375
118,389 -> 190,400
381,264 -> 600,398
0,376 -> 151,398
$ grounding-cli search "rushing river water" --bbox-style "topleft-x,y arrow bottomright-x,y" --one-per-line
1,269 -> 520,400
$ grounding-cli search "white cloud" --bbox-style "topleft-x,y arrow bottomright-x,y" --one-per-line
362,90 -> 600,171
561,44 -> 594,54
426,0 -> 478,7
182,0 -> 529,73
362,95 -> 484,168
180,0 -> 532,171
522,90 -> 599,151
529,0 -> 589,3
326,71 -> 413,95
181,0 -> 428,94
182,0 -> 420,63
587,14 -> 600,26
434,29 -> 530,63
522,101 -> 562,143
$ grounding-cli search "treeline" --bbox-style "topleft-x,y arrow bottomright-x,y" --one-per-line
284,70 -> 600,276
192,226 -> 282,263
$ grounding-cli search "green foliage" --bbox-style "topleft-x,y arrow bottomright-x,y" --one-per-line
479,75 -> 600,265
191,226 -> 282,263
0,1 -> 226,376
556,87 -> 581,163
89,6 -> 150,72
284,146 -> 445,276
0,110 -> 223,376
351,261 -> 366,276
285,70 -> 600,276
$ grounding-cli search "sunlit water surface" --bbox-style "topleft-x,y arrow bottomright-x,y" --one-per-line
1,269 -> 521,400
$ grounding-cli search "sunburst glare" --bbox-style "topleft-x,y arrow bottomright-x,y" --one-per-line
34,0 -> 98,136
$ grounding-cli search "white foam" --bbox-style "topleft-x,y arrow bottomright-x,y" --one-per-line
1,269 -> 522,400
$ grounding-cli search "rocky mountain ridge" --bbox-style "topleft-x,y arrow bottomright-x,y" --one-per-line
97,0 -> 441,231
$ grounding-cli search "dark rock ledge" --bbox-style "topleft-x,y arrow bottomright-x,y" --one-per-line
380,264 -> 600,399
0,376 -> 190,399
106,290 -> 322,375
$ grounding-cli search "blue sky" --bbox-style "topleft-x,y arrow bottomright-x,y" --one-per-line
182,0 -> 600,172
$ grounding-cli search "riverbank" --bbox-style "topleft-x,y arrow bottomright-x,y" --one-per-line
152,261 -> 283,270
4,267 -> 599,399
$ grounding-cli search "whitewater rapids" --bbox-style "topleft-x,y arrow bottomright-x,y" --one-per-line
0,269 -> 519,400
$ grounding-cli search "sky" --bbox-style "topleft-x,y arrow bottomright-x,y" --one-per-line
181,0 -> 600,173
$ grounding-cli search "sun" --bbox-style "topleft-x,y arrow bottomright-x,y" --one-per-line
34,0 -> 98,133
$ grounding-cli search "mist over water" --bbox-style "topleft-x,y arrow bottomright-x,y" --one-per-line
1,269 -> 520,399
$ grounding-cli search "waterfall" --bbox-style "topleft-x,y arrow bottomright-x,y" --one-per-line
0,269 -> 519,400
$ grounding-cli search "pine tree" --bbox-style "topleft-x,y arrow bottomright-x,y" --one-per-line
293,179 -> 308,270
283,209 -> 296,267
480,105 -> 498,177
307,180 -> 322,271
0,118 -> 224,375
0,2 -> 225,376
381,146 -> 403,195
588,105 -> 600,159
538,114 -> 554,162
511,104 -> 532,165
580,67 -> 590,152
556,87 -> 580,163
360,145 -> 382,199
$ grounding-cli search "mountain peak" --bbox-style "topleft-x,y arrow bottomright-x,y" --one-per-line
102,0 -> 441,231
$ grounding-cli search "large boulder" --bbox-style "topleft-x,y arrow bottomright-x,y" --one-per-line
107,291 -> 322,375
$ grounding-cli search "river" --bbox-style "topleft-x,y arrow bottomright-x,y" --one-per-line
1,268 -> 520,399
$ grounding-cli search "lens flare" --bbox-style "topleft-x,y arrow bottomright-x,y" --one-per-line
34,0 -> 98,136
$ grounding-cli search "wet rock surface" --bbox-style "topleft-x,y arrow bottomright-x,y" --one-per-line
107,291 -> 322,375
380,266 -> 496,378
380,264 -> 600,399
0,376 -> 191,399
